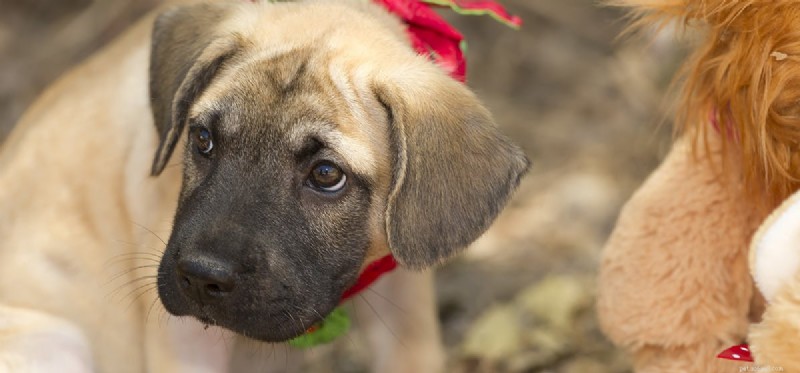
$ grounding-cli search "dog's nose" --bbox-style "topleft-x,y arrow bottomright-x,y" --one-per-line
176,256 -> 235,304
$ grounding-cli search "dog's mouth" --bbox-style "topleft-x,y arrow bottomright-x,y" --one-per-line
188,306 -> 331,342
156,261 -> 343,342
164,291 -> 338,342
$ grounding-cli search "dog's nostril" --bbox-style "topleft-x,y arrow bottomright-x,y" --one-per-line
205,283 -> 223,296
180,276 -> 191,290
176,257 -> 236,304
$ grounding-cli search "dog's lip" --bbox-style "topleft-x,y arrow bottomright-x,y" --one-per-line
190,302 -> 331,341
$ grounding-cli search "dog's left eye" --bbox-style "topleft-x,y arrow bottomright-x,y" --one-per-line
307,162 -> 347,192
192,127 -> 214,155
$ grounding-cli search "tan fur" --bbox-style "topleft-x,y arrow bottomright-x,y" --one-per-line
0,0 -> 523,371
192,45 -> 396,268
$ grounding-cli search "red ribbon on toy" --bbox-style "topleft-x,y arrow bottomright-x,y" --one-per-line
717,344 -> 754,362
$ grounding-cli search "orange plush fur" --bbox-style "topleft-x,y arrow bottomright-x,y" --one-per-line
620,0 -> 800,208
598,1 -> 800,372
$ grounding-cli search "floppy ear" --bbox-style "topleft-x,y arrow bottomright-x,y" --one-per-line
751,190 -> 800,302
149,2 -> 240,176
376,66 -> 530,269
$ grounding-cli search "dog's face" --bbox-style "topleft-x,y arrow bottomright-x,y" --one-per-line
150,0 -> 528,342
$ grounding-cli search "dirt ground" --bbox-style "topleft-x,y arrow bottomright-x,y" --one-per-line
0,1 -> 684,372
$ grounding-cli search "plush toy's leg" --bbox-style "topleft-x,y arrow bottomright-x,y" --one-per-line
749,271 -> 800,371
597,136 -> 761,372
354,268 -> 445,373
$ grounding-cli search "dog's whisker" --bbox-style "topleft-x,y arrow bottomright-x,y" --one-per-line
106,251 -> 163,261
159,310 -> 173,330
358,294 -> 406,349
284,310 -> 303,338
158,308 -> 168,329
130,221 -> 168,246
110,240 -> 165,254
105,256 -> 161,267
102,274 -> 157,301
302,305 -> 326,324
120,283 -> 158,309
283,342 -> 289,371
104,265 -> 159,285
105,275 -> 158,299
365,287 -> 409,316
110,244 -> 165,259
145,295 -> 161,325
122,281 -> 157,303
269,343 -> 277,366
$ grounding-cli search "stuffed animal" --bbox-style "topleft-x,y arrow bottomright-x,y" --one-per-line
597,1 -> 800,372
746,189 -> 800,370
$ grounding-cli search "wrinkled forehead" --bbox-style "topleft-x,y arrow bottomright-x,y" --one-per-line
190,48 -> 390,178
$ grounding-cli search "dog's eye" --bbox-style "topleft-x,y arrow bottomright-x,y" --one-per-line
308,162 -> 347,192
192,127 -> 214,155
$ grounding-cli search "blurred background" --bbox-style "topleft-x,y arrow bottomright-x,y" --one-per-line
0,0 -> 685,372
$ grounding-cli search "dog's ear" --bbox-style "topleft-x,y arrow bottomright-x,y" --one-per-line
376,65 -> 530,269
149,3 -> 240,176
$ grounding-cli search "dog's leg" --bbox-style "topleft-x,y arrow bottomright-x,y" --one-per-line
597,136 -> 761,372
0,305 -> 93,373
355,268 -> 445,373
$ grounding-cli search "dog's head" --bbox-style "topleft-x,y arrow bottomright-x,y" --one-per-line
151,0 -> 528,342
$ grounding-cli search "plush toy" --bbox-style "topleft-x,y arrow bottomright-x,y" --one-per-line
597,1 -> 800,372
747,189 -> 800,370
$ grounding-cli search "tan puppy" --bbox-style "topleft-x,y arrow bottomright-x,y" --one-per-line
0,1 -> 528,372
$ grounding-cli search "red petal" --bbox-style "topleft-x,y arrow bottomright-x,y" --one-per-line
423,0 -> 522,28
717,344 -> 754,362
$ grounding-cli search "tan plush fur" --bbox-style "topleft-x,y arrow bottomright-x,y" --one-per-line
598,135 -> 763,372
749,270 -> 800,371
599,1 -> 800,371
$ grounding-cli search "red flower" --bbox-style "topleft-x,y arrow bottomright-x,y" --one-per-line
374,0 -> 520,82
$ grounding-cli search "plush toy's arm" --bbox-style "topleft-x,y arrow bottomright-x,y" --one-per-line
748,190 -> 800,370
0,305 -> 94,373
597,135 -> 760,372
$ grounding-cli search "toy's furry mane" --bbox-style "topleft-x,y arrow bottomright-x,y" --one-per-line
617,0 -> 800,207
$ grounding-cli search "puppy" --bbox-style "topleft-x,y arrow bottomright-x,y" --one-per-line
0,0 -> 528,372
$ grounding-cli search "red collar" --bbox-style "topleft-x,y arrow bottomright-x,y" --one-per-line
339,254 -> 398,302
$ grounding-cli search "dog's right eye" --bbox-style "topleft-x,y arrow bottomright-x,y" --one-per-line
191,127 -> 214,155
